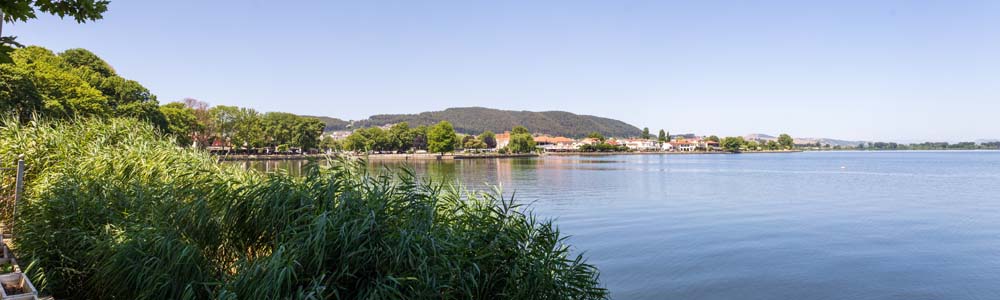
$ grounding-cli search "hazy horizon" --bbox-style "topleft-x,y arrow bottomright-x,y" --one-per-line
9,1 -> 999,142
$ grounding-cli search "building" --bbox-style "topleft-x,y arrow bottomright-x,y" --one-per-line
670,140 -> 697,151
494,131 -> 511,149
327,130 -> 353,140
624,139 -> 660,151
535,135 -> 576,152
702,140 -> 721,151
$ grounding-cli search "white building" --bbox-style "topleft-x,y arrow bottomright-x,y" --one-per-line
625,139 -> 660,151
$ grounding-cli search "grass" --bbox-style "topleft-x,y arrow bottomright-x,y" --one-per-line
0,117 -> 607,300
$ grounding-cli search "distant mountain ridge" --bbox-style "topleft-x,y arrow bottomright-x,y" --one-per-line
308,107 -> 642,138
300,115 -> 349,132
745,133 -> 863,147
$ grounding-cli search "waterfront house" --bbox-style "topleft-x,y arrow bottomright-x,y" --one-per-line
624,139 -> 660,151
535,136 -> 577,152
579,138 -> 601,145
702,140 -> 721,151
670,140 -> 697,151
495,131 -> 511,149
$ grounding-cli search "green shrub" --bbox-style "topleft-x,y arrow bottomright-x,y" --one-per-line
0,118 -> 607,300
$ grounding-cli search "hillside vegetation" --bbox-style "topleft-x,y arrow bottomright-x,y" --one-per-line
342,107 -> 641,138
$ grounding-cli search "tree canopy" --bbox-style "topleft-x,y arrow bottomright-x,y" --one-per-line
722,136 -> 745,152
778,134 -> 794,149
479,130 -> 497,149
428,121 -> 458,154
1,46 -> 167,127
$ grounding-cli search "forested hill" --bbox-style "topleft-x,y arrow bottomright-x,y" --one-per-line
301,115 -> 350,132
335,107 -> 641,138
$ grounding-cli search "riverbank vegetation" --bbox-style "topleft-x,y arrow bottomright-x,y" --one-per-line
0,117 -> 607,299
341,122 -> 539,155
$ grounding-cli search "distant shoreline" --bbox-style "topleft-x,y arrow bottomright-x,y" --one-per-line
216,151 -> 802,161
216,153 -> 540,161
545,150 -> 802,156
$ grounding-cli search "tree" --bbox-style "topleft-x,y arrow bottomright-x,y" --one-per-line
464,138 -> 487,149
183,98 -> 213,148
59,48 -> 115,77
778,134 -> 794,150
319,135 -> 339,152
0,63 -> 42,123
159,102 -> 201,146
479,130 -> 496,148
343,130 -> 370,153
387,122 -> 412,152
230,107 -> 263,151
508,133 -> 536,154
261,112 -> 299,147
641,127 -> 650,139
705,135 -> 720,143
658,129 -> 667,143
460,135 -> 475,150
9,46 -> 109,118
292,117 -> 325,151
3,46 -> 168,125
766,140 -> 779,150
722,136 -> 745,152
410,125 -> 428,150
506,125 -> 536,154
427,121 -> 457,154
586,131 -> 606,142
512,125 -> 529,135
665,131 -> 671,142
209,105 -> 240,147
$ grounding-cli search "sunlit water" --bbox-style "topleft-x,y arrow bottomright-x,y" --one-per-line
230,151 -> 1000,300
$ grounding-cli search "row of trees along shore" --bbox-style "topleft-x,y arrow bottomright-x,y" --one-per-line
341,122 -> 538,154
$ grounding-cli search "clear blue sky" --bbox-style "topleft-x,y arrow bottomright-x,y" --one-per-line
8,0 -> 1000,141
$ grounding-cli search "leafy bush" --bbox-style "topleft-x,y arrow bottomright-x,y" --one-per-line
0,118 -> 607,300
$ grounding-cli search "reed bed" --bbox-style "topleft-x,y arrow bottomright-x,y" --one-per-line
0,118 -> 607,300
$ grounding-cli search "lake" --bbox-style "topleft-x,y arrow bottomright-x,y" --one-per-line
233,151 -> 1000,300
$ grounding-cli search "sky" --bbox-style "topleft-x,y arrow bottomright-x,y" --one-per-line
7,0 -> 1000,142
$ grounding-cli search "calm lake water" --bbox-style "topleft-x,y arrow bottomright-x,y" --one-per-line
233,151 -> 1000,300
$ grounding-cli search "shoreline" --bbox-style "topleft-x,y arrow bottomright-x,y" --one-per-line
216,151 -> 804,161
545,150 -> 803,156
216,153 -> 540,161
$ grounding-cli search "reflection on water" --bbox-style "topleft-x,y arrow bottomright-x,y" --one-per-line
226,152 -> 1000,300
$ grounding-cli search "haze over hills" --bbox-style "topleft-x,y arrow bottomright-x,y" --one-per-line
308,107 -> 642,138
